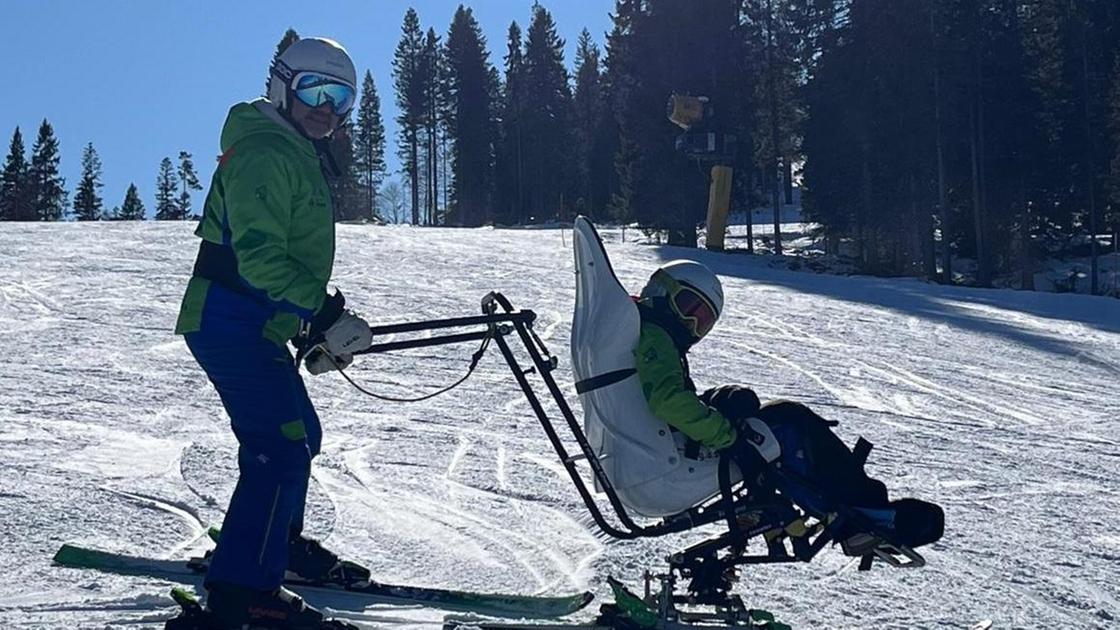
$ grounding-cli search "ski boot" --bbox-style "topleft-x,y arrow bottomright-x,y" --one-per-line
288,533 -> 371,586
197,527 -> 372,588
163,583 -> 359,630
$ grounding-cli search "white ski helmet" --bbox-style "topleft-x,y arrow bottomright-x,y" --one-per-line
642,260 -> 725,339
268,37 -> 358,113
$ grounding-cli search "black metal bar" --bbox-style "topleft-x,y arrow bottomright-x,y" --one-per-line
488,329 -> 639,540
482,291 -> 767,542
484,292 -> 679,539
367,311 -> 534,337
358,330 -> 492,356
346,291 -> 756,547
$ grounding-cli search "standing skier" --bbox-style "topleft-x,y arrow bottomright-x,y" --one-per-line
173,37 -> 373,629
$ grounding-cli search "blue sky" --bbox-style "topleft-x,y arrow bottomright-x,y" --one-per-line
0,1 -> 612,215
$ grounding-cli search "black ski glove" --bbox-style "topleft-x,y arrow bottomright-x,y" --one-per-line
308,289 -> 346,340
292,289 -> 346,352
701,385 -> 761,421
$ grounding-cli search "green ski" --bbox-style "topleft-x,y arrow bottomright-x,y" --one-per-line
54,543 -> 592,620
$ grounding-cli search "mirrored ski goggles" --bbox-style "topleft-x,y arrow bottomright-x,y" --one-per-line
656,271 -> 719,338
292,72 -> 356,115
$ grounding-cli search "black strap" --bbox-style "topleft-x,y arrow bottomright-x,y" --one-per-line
574,369 -> 636,394
853,437 -> 874,467
330,327 -> 494,403
193,239 -> 248,298
718,452 -> 746,552
859,554 -> 875,571
683,437 -> 701,460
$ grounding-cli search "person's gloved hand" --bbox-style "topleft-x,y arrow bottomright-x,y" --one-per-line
701,385 -> 761,420
305,347 -> 353,375
300,289 -> 373,375
320,310 -> 373,357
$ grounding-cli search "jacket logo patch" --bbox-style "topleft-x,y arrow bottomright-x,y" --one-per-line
255,185 -> 268,201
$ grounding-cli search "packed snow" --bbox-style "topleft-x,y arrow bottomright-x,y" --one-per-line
1,221 -> 1118,629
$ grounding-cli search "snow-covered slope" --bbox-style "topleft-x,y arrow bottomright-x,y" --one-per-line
1,222 -> 1118,629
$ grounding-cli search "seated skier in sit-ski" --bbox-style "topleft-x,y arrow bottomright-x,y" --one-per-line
633,260 -> 944,553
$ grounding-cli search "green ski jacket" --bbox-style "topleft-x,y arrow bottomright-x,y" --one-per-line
634,319 -> 737,450
175,100 -> 335,345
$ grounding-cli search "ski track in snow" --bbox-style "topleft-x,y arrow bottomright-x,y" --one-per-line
1,221 -> 1119,628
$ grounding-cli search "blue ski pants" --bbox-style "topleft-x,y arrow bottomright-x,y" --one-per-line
185,297 -> 322,591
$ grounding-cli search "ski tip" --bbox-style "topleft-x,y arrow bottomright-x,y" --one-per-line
52,543 -> 92,567
969,620 -> 994,630
170,587 -> 200,608
52,544 -> 74,563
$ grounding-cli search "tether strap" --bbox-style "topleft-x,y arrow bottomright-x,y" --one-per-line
574,369 -> 636,394
326,328 -> 493,403
718,452 -> 746,552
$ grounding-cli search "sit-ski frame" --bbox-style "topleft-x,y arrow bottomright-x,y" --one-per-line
352,292 -> 922,622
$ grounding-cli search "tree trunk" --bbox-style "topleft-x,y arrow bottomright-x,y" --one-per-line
914,174 -> 935,279
931,4 -> 952,284
516,120 -> 524,223
859,141 -> 871,266
1020,179 -> 1034,290
746,179 -> 755,254
1080,9 -> 1099,295
969,37 -> 989,287
441,133 -> 449,223
969,105 -> 985,286
410,133 -> 420,226
783,159 -> 793,205
430,122 -> 437,225
767,0 -> 783,255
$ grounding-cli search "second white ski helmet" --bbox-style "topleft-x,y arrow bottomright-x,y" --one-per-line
642,260 -> 725,339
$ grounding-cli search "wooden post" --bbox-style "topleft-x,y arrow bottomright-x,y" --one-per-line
706,165 -> 733,251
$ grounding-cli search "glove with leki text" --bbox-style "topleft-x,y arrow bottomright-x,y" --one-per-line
300,290 -> 373,375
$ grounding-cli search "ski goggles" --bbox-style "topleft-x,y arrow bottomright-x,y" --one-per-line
292,72 -> 356,115
655,271 -> 719,339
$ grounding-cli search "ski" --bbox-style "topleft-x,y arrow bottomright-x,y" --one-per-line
163,586 -> 362,630
443,577 -> 791,630
53,543 -> 593,620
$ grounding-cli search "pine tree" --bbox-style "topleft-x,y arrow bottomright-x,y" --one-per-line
154,157 -> 180,220
0,127 -> 31,221
1109,52 -> 1120,251
496,21 -> 527,224
72,142 -> 104,221
177,151 -> 203,219
28,120 -> 67,221
354,71 -> 387,220
602,0 -> 642,226
444,4 -> 498,226
607,0 -> 744,246
522,3 -> 575,223
393,8 -> 426,225
418,27 -> 442,225
572,29 -> 604,219
328,119 -> 365,221
115,183 -> 146,220
267,28 -> 300,96
737,0 -> 801,254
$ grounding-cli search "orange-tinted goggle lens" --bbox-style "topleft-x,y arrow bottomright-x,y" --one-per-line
672,286 -> 717,337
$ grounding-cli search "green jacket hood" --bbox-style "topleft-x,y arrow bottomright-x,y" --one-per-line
219,99 -> 314,157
